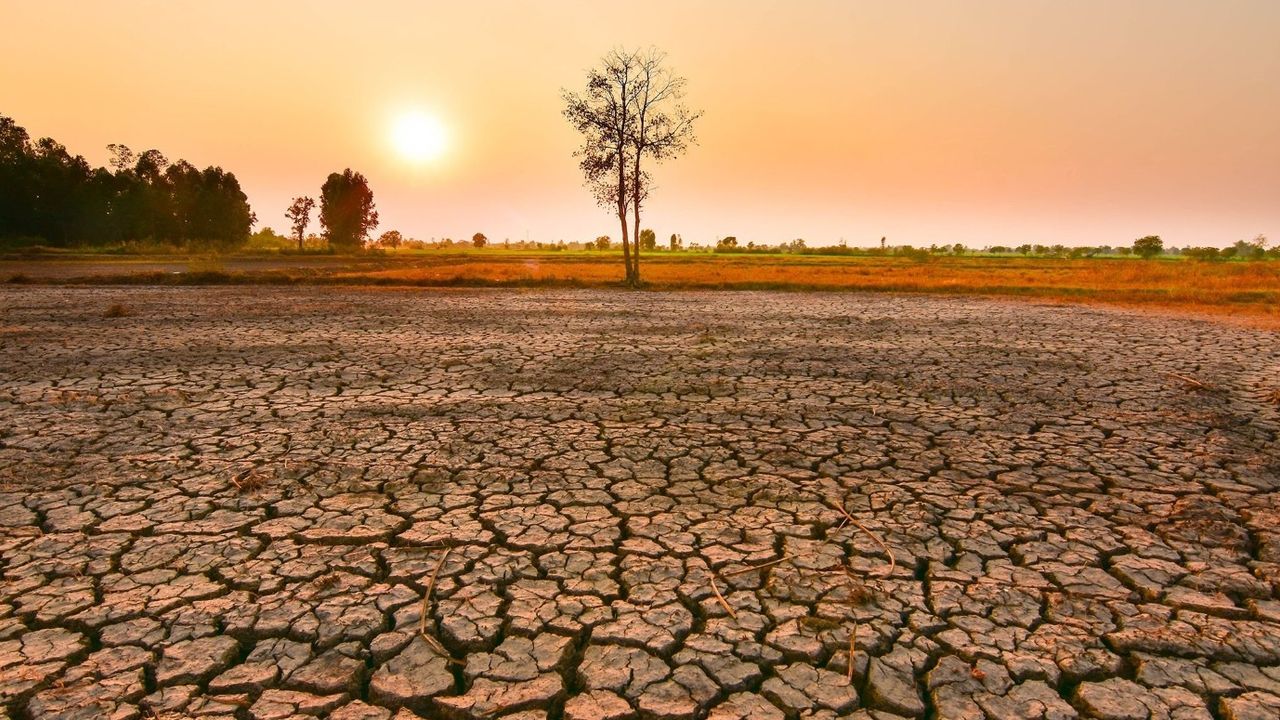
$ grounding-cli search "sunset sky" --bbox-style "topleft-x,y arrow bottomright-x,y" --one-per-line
4,0 -> 1278,248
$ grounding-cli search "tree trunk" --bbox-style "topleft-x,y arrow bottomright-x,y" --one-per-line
630,151 -> 643,286
617,207 -> 631,283
630,207 -> 640,285
616,150 -> 633,285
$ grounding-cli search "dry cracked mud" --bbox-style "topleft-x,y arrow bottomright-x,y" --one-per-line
1,287 -> 1279,720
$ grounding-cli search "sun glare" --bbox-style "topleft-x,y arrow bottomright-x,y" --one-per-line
391,111 -> 448,163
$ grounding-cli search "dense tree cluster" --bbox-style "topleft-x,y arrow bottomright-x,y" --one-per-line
0,114 -> 255,249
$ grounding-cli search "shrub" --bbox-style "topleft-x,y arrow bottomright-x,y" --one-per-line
1183,247 -> 1221,261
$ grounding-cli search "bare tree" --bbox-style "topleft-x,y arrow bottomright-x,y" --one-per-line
563,48 -> 699,286
285,196 -> 315,252
626,49 -> 700,283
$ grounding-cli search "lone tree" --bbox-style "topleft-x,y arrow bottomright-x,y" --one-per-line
563,48 -> 699,286
320,169 -> 378,252
472,232 -> 487,248
1133,235 -> 1163,259
285,196 -> 315,252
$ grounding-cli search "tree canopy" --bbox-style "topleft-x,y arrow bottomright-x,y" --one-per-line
1133,235 -> 1164,259
319,169 -> 379,252
0,113 -> 253,249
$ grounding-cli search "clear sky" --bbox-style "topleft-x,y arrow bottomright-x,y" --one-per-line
3,0 -> 1277,248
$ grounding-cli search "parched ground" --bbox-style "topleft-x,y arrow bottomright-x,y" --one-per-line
1,287 -> 1278,720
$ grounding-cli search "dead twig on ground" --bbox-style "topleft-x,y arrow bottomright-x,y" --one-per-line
1167,372 -> 1212,391
824,495 -> 896,578
420,546 -> 452,635
847,618 -> 857,684
418,632 -> 464,666
418,546 -> 463,665
722,556 -> 791,577
709,573 -> 737,620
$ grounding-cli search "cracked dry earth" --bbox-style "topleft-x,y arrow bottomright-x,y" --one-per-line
1,287 -> 1279,720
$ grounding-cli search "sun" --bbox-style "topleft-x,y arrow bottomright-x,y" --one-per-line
391,111 -> 448,163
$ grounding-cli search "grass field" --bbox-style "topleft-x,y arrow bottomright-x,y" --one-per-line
5,250 -> 1279,329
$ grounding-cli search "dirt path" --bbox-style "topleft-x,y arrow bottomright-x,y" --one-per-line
1,287 -> 1277,719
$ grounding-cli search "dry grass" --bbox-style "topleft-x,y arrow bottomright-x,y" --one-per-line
332,255 -> 1280,329
24,252 -> 1280,328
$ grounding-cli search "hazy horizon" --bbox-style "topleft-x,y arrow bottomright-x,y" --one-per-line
4,0 -> 1277,248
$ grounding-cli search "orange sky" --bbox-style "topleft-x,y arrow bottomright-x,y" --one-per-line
3,1 -> 1278,247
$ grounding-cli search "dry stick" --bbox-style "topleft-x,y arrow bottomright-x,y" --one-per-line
721,556 -> 791,577
847,618 -> 858,684
842,562 -> 866,686
420,546 -> 453,634
419,547 -> 464,666
830,497 -> 897,578
419,633 -> 463,666
714,553 -> 804,619
792,486 -> 896,578
1167,371 -> 1208,389
709,574 -> 737,620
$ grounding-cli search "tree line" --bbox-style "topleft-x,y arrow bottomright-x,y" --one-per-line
0,113 -> 254,249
